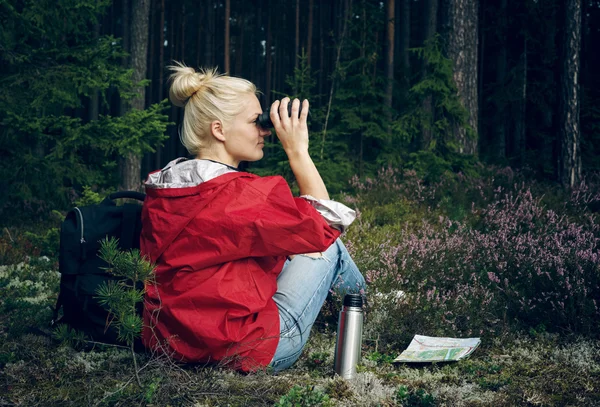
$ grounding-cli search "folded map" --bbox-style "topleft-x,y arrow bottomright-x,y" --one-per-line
394,335 -> 481,363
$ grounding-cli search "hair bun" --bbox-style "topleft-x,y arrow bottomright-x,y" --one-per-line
168,63 -> 216,107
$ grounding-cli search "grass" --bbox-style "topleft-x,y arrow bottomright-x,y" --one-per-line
2,319 -> 600,406
2,166 -> 600,406
0,255 -> 598,406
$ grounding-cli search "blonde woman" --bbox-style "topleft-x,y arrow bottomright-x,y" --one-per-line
140,63 -> 365,372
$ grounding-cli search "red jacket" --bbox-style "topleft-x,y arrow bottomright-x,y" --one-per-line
140,171 -> 341,371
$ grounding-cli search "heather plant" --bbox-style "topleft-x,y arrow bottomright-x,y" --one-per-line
473,185 -> 600,332
345,166 -> 600,343
346,158 -> 516,226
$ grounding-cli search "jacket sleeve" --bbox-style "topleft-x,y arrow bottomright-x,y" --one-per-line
300,195 -> 356,232
230,176 -> 341,258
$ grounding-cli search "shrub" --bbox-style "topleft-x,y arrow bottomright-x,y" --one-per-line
347,166 -> 600,342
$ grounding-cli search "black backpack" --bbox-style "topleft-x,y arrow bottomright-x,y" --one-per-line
53,191 -> 146,345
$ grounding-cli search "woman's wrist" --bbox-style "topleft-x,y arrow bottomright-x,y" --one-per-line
284,147 -> 310,161
286,150 -> 329,199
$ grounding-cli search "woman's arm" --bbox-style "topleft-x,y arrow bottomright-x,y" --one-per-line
270,97 -> 329,200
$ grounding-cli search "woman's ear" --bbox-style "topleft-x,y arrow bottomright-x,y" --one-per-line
210,120 -> 226,142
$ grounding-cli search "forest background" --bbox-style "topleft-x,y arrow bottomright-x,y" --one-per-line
2,0 -> 600,406
1,0 -> 598,217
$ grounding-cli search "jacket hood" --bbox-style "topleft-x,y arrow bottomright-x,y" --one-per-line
145,158 -> 239,190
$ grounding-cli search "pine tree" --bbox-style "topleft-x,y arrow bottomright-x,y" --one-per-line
394,35 -> 474,157
96,236 -> 155,386
0,0 -> 170,220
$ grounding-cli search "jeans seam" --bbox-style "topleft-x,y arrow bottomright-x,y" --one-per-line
278,257 -> 337,337
271,348 -> 303,368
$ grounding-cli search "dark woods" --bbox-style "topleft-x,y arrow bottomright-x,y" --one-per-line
0,0 -> 598,220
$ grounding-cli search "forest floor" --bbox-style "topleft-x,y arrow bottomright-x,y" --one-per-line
1,256 -> 599,407
2,325 -> 600,406
3,166 -> 600,406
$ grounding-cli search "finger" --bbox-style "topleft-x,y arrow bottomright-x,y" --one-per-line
279,97 -> 290,126
299,99 -> 309,122
270,100 -> 281,128
291,98 -> 300,121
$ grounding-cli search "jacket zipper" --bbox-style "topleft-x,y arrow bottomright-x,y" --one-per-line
74,207 -> 87,260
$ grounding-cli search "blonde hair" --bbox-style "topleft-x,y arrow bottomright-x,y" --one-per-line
168,62 -> 257,155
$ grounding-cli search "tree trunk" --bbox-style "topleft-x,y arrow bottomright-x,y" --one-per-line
385,0 -> 395,122
307,0 -> 314,69
398,0 -> 410,89
295,0 -> 300,70
477,0 -> 485,157
234,16 -> 245,75
361,0 -> 366,76
196,3 -> 204,68
122,0 -> 131,65
318,3 -> 325,103
89,8 -> 101,122
125,0 -> 151,172
512,36 -> 527,167
155,0 -> 165,169
322,0 -> 351,160
265,0 -> 273,106
559,0 -> 582,188
143,0 -> 156,175
179,3 -> 186,65
421,0 -> 438,150
120,0 -> 151,192
491,0 -> 507,161
445,0 -> 479,155
119,0 -> 131,117
224,0 -> 230,73
251,1 -> 262,85
204,0 -> 214,66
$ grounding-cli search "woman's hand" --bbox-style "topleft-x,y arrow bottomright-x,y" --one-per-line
269,97 -> 328,200
270,97 -> 310,155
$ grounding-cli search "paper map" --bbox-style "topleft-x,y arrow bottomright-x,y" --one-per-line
394,335 -> 481,363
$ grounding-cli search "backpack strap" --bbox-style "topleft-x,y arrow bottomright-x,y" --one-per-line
106,191 -> 145,251
120,203 -> 140,251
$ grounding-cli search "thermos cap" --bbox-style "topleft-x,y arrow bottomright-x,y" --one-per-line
343,293 -> 363,308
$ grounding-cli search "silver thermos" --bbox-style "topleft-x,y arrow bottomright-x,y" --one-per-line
334,293 -> 364,379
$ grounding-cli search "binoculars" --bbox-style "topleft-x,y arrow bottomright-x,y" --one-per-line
256,103 -> 309,129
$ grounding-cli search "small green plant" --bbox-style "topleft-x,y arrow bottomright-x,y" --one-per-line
306,351 -> 330,369
52,324 -> 88,350
143,377 -> 162,404
395,385 -> 436,407
96,236 -> 156,385
395,385 -> 410,403
275,385 -> 332,407
365,351 -> 397,365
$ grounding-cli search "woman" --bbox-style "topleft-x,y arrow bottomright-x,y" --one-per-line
140,63 -> 366,372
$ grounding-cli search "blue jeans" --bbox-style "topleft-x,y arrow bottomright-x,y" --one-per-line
269,239 -> 366,371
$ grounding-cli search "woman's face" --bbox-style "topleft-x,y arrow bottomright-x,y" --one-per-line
222,93 -> 271,167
